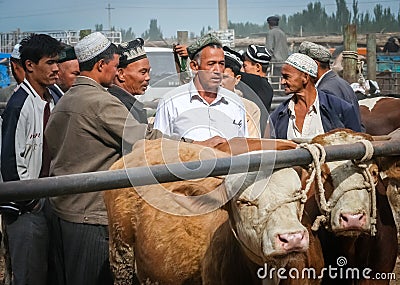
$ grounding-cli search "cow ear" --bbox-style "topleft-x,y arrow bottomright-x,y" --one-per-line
369,163 -> 380,185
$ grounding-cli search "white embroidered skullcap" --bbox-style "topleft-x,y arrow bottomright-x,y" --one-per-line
11,44 -> 21,60
74,32 -> 111,63
285,53 -> 317,77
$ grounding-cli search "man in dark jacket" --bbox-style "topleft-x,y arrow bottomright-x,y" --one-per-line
298,41 -> 360,118
107,38 -> 148,123
266,53 -> 361,139
238,44 -> 274,114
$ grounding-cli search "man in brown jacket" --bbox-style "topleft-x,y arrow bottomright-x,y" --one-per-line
45,32 -> 224,285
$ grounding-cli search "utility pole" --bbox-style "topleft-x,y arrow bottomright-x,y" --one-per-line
105,3 -> 115,31
218,0 -> 228,31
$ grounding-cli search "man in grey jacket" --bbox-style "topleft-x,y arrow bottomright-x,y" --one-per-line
266,15 -> 289,78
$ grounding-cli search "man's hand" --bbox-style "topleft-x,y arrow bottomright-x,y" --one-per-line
192,136 -> 227,148
174,44 -> 189,58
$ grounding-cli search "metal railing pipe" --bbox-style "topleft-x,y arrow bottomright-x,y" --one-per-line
0,140 -> 399,202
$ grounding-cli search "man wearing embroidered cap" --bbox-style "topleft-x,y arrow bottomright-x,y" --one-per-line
266,52 -> 361,139
154,33 -> 248,140
45,32 -> 225,285
237,44 -> 274,114
108,38 -> 149,123
48,43 -> 80,101
298,41 -> 360,117
221,46 -> 261,137
45,31 -> 121,285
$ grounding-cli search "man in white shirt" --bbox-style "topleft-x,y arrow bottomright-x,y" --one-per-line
154,34 -> 247,140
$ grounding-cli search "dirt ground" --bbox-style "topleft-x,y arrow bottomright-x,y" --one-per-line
0,247 -> 399,284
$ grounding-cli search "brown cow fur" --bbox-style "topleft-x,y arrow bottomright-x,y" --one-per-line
359,97 -> 400,136
104,139 -> 230,285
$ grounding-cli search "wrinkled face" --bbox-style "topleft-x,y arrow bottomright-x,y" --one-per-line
324,160 -> 375,236
26,55 -> 59,87
101,54 -> 120,87
280,64 -> 307,95
56,59 -> 80,92
118,58 -> 151,95
226,168 -> 309,265
192,46 -> 225,93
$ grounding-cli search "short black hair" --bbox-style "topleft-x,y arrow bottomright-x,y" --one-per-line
224,60 -> 241,76
19,34 -> 62,71
79,43 -> 118,72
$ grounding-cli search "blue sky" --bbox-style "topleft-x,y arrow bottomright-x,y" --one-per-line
0,0 -> 398,38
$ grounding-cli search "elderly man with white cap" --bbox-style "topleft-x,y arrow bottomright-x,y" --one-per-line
266,53 -> 361,139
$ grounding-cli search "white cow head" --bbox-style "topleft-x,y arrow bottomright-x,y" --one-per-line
312,129 -> 379,236
225,167 -> 309,266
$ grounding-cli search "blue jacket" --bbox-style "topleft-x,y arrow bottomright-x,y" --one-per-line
268,90 -> 362,139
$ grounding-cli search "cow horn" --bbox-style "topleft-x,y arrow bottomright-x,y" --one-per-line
372,135 -> 391,141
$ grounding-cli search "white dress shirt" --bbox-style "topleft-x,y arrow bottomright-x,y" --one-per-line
154,80 -> 248,140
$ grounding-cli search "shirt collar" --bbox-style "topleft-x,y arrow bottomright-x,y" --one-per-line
188,79 -> 227,105
315,70 -> 332,87
288,91 -> 320,116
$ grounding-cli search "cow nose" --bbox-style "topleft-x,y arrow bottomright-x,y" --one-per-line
276,231 -> 308,252
340,213 -> 367,229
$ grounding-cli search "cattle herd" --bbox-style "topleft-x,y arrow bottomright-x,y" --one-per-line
101,97 -> 400,285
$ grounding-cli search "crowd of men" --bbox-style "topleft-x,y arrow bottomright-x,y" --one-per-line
0,14 -> 362,285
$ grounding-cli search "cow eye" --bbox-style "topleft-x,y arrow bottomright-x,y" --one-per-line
236,199 -> 256,207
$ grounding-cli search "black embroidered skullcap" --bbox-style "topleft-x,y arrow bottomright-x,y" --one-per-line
187,33 -> 222,60
245,45 -> 272,65
299,41 -> 331,63
267,16 -> 280,24
223,46 -> 243,70
58,43 -> 77,63
118,38 -> 147,67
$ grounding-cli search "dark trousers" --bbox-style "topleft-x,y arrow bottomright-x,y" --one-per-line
3,208 -> 49,285
45,203 -> 113,285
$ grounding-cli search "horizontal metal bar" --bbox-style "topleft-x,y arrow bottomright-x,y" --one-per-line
0,140 -> 399,202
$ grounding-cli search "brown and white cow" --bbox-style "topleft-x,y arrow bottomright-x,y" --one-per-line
307,129 -> 398,285
103,138 -> 323,285
359,97 -> 400,135
375,128 -> 400,237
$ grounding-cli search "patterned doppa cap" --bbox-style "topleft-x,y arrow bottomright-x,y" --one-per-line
187,33 -> 222,60
223,46 -> 243,70
246,44 -> 272,65
299,41 -> 331,63
285,53 -> 318,77
58,44 -> 77,63
74,32 -> 111,63
118,38 -> 147,67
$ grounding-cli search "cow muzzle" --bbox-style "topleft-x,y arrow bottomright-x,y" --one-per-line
275,230 -> 309,253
